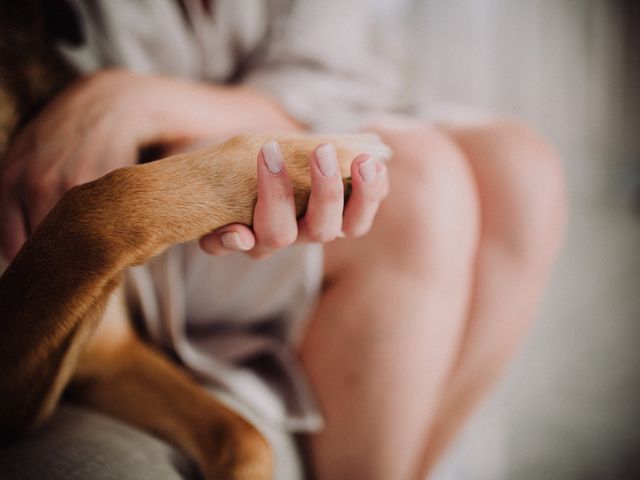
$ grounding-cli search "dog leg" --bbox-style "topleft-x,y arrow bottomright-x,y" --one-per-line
67,287 -> 273,479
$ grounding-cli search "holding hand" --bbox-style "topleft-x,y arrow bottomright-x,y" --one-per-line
0,70 -> 169,259
199,141 -> 389,258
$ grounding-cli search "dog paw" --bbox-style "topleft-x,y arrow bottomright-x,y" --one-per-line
207,132 -> 392,222
198,415 -> 273,480
276,132 -> 393,169
256,132 -> 392,179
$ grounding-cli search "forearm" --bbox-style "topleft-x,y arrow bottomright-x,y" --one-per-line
143,75 -> 305,143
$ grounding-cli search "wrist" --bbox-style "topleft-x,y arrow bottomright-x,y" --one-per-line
221,85 -> 304,134
77,69 -> 165,144
142,77 -> 304,143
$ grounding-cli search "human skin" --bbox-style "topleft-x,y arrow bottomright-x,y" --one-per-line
0,71 -> 566,479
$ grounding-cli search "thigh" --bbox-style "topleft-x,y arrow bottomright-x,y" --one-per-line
0,405 -> 196,480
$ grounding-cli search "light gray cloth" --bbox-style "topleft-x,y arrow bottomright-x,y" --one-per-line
0,391 -> 305,480
126,243 -> 326,433
0,406 -> 197,480
61,0 -> 402,131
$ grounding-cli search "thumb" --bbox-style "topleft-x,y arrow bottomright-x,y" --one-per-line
199,224 -> 255,256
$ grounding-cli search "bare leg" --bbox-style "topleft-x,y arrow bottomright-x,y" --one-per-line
416,119 -> 566,476
71,289 -> 272,480
299,119 -> 566,480
301,125 -> 481,480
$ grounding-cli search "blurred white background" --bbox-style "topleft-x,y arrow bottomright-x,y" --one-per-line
374,1 -> 640,478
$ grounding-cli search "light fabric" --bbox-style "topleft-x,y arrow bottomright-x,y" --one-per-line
126,243 -> 325,432
0,406 -> 195,480
61,0 -> 401,132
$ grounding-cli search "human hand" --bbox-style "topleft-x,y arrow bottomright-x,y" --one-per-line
198,141 -> 389,258
0,70 -> 171,259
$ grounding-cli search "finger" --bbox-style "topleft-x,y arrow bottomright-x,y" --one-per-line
298,143 -> 344,243
251,141 -> 298,256
28,138 -> 136,233
20,172 -> 63,235
59,132 -> 116,190
20,136 -> 95,233
199,224 -> 255,256
378,162 -> 390,200
342,154 -> 382,238
92,131 -> 139,175
0,201 -> 28,260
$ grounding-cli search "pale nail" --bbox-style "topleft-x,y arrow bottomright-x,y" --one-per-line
359,157 -> 377,183
221,232 -> 250,250
316,144 -> 338,177
262,141 -> 283,174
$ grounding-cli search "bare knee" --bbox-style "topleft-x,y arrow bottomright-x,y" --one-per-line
444,118 -> 567,269
363,124 -> 481,279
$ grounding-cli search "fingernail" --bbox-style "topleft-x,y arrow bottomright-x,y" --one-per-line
221,232 -> 250,250
316,144 -> 338,177
262,141 -> 283,174
359,157 -> 377,183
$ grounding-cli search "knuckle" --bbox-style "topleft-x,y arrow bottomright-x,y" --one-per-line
317,186 -> 344,204
260,229 -> 297,250
272,187 -> 295,204
249,250 -> 273,260
343,223 -> 370,239
357,183 -> 380,203
277,229 -> 298,247
305,225 -> 339,243
199,238 -> 226,256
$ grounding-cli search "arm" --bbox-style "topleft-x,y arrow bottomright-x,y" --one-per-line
144,79 -> 304,142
